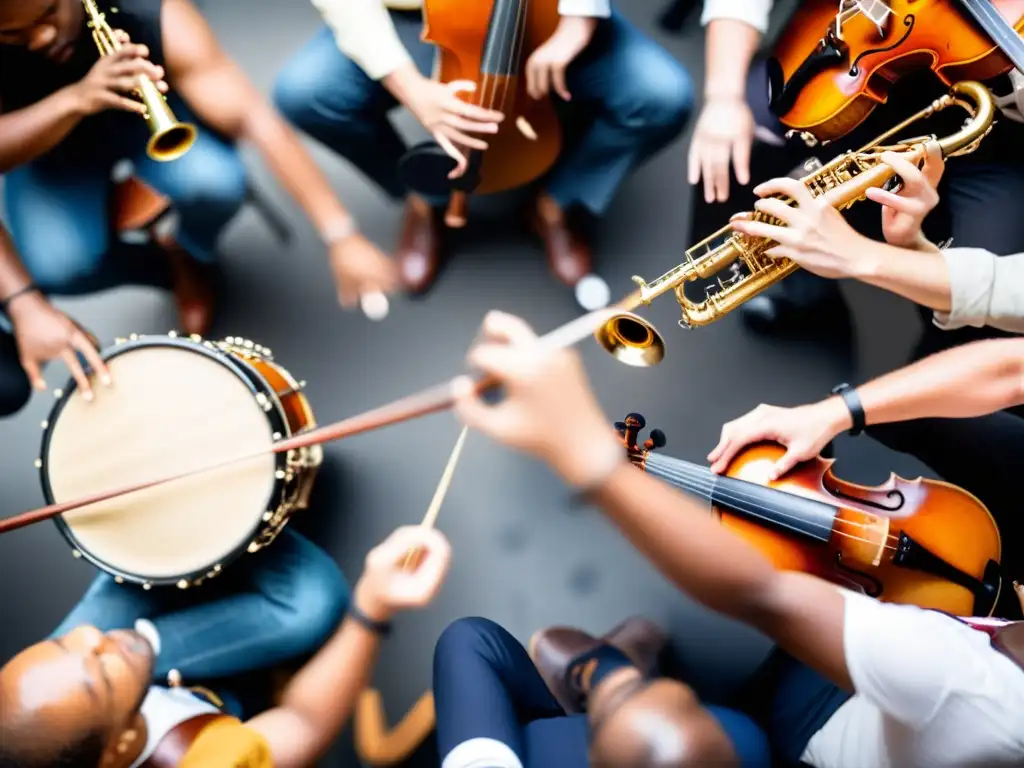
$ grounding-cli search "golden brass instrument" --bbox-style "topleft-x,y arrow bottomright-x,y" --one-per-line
596,80 -> 996,367
82,0 -> 197,162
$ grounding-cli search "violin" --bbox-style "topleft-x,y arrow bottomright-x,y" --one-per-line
398,0 -> 563,227
620,414 -> 1003,617
768,0 -> 1024,142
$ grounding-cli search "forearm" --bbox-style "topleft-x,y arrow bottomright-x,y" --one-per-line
241,103 -> 351,235
854,338 -> 1024,424
0,226 -> 33,298
590,462 -> 783,623
0,90 -> 85,172
701,19 -> 763,99
855,240 -> 952,312
249,607 -> 382,765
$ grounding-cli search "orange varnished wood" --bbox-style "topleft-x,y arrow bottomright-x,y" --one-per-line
721,443 -> 1002,615
773,0 -> 1024,140
421,0 -> 562,194
244,356 -> 316,434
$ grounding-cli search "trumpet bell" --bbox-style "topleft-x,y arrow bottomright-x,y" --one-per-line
147,123 -> 198,163
594,313 -> 665,367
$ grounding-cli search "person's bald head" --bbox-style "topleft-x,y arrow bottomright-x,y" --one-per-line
588,668 -> 739,767
0,625 -> 154,768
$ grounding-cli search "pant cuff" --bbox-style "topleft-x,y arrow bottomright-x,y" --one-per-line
441,738 -> 524,768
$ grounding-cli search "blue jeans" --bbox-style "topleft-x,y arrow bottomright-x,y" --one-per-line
273,11 -> 692,216
2,95 -> 247,295
49,529 -> 349,684
434,618 -> 786,768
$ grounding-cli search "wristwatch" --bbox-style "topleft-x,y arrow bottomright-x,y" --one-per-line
348,603 -> 392,636
831,383 -> 866,436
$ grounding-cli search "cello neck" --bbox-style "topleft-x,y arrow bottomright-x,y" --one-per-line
641,452 -> 839,544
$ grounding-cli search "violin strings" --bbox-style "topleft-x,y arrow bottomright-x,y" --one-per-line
645,458 -> 900,553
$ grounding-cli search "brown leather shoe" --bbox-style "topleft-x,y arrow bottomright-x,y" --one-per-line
528,617 -> 667,715
531,194 -> 592,288
396,195 -> 441,294
163,244 -> 216,338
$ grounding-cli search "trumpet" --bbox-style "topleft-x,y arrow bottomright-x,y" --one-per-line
596,80 -> 996,367
82,0 -> 197,162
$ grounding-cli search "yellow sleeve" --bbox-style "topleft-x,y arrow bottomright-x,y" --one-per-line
179,717 -> 275,768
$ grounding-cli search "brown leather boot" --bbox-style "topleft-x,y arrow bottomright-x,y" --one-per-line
531,194 -> 592,288
528,617 -> 667,715
396,195 -> 441,294
161,242 -> 216,338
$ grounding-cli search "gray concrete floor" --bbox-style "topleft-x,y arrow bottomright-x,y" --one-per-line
0,1 -> 936,764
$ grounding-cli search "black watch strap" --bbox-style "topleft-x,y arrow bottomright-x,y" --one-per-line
831,383 -> 865,436
348,603 -> 392,636
0,284 -> 39,314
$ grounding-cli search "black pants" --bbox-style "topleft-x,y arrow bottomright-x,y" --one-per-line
0,331 -> 31,418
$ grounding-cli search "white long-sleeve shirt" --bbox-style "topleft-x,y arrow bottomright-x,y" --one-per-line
700,0 -> 774,34
933,247 -> 1024,334
312,0 -> 611,82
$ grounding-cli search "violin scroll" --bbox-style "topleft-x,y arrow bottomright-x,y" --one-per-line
616,413 -> 666,466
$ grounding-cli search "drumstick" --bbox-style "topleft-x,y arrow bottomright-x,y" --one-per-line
0,304 -> 634,536
402,426 -> 469,570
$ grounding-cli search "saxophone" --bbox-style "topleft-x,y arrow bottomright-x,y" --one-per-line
595,80 -> 996,367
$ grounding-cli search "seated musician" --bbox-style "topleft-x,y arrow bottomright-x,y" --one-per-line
0,0 -> 397,337
729,149 -> 1023,618
273,0 -> 693,294
432,310 -> 1024,768
0,221 -> 110,417
730,144 -> 1024,335
0,525 -> 451,768
689,0 -> 1024,345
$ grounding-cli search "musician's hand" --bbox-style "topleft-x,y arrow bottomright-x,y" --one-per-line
6,292 -> 111,402
353,526 -> 452,622
866,143 -> 944,250
525,17 -> 597,101
69,30 -> 168,116
329,235 -> 399,309
403,76 -> 504,179
708,398 -> 852,480
452,311 -> 623,488
730,176 -> 870,279
687,96 -> 754,204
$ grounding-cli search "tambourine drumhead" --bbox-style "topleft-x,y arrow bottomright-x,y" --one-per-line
43,344 -> 278,582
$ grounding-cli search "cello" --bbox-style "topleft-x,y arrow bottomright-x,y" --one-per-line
768,0 -> 1024,142
398,0 -> 563,227
619,413 -> 1003,617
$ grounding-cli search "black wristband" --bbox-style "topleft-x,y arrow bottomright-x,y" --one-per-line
0,284 -> 39,314
831,383 -> 865,436
348,603 -> 392,636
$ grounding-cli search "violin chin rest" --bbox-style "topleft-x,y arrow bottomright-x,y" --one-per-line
398,141 -> 478,197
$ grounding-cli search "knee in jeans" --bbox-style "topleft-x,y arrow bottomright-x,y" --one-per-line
273,65 -> 322,128
174,157 -> 247,222
610,58 -> 693,134
276,555 -> 350,656
434,617 -> 501,665
23,236 -> 106,291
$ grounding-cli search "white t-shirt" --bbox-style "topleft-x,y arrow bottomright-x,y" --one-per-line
129,686 -> 220,768
801,592 -> 1024,768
